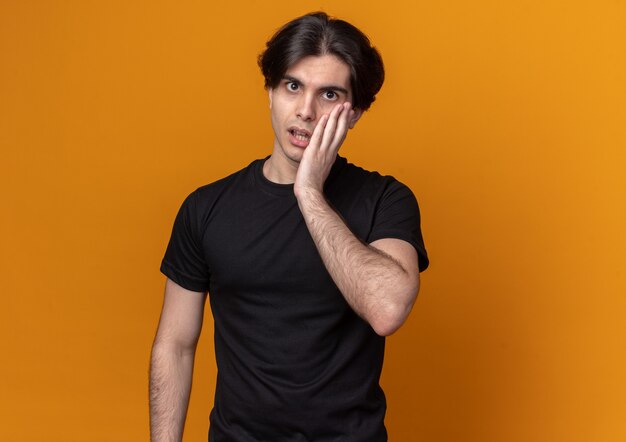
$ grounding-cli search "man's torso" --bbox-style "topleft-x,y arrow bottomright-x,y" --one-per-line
162,156 -> 427,441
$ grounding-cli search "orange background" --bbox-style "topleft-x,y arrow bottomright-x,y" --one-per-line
1,1 -> 625,441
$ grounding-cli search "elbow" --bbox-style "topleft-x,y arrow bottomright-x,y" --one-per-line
369,297 -> 414,337
370,277 -> 420,337
370,305 -> 409,336
371,319 -> 402,337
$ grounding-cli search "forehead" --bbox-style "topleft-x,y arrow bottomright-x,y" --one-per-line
285,54 -> 351,89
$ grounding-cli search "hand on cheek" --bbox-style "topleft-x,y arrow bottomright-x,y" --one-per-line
294,102 -> 353,197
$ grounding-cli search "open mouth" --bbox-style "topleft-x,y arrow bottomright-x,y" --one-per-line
288,128 -> 311,141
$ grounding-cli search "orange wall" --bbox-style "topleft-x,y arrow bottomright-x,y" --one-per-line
1,1 -> 625,441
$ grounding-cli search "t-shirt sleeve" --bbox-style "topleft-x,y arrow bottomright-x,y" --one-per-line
368,180 -> 429,272
160,191 -> 211,292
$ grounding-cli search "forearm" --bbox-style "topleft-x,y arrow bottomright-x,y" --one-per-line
296,188 -> 417,336
149,341 -> 196,442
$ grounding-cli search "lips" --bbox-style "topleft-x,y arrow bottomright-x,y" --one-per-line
287,127 -> 312,148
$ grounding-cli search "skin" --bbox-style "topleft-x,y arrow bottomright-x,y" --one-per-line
150,279 -> 206,441
265,54 -> 420,336
149,53 -> 420,441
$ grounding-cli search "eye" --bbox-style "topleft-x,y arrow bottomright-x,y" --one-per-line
286,81 -> 299,91
323,90 -> 338,100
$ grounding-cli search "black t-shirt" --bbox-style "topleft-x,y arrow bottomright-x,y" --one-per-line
161,156 -> 428,441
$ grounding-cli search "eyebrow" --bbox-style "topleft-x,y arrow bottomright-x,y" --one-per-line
282,75 -> 349,95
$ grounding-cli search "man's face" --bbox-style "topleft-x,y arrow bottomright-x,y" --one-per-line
268,54 -> 361,171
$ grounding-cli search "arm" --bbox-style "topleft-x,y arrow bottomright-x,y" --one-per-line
294,103 -> 420,336
149,278 -> 207,441
296,188 -> 419,336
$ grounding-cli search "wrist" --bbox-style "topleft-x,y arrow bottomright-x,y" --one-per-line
295,186 -> 329,216
294,184 -> 324,202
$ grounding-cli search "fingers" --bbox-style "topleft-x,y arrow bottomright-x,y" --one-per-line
309,114 -> 329,150
295,102 -> 353,193
332,103 -> 353,148
320,102 -> 352,153
308,102 -> 353,158
317,103 -> 341,152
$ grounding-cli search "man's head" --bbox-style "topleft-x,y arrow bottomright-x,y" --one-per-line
258,12 -> 384,112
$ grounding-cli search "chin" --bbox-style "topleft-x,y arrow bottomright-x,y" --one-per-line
287,152 -> 303,164
281,143 -> 304,163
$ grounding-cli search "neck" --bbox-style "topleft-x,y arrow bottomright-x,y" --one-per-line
263,151 -> 298,184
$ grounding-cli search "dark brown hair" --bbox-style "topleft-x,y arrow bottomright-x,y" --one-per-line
258,12 -> 385,111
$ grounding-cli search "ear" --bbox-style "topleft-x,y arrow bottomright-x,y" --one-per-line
348,108 -> 363,129
268,89 -> 273,109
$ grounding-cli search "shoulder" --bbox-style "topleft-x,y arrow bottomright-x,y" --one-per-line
193,159 -> 260,200
330,156 -> 414,201
176,159 -> 261,228
337,159 -> 429,272
184,159 -> 260,208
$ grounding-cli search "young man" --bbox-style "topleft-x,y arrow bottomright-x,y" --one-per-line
150,12 -> 429,441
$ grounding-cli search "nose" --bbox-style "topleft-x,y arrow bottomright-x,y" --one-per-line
296,93 -> 316,122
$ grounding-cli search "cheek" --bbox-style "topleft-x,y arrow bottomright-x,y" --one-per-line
315,97 -> 350,114
316,99 -> 336,113
270,106 -> 285,127
269,106 -> 287,136
273,99 -> 297,123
